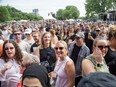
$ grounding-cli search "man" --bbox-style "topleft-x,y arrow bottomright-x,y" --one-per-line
68,32 -> 90,86
22,64 -> 50,87
30,31 -> 40,54
23,28 -> 34,46
84,25 -> 96,53
105,29 -> 116,75
14,29 -> 30,53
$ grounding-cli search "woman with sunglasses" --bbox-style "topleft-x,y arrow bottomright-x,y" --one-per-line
82,38 -> 109,76
49,40 -> 75,87
0,40 -> 23,87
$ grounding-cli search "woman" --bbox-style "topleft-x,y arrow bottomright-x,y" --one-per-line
82,38 -> 109,76
49,29 -> 58,47
0,40 -> 23,87
49,40 -> 75,87
34,32 -> 56,73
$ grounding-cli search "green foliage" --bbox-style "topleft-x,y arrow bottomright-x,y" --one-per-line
0,6 -> 10,22
56,9 -> 64,20
56,5 -> 80,20
85,0 -> 116,19
0,5 -> 43,22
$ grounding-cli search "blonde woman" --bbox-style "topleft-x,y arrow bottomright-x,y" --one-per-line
49,40 -> 75,87
34,32 -> 56,73
82,38 -> 109,76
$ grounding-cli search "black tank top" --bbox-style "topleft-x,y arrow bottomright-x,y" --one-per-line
40,47 -> 56,72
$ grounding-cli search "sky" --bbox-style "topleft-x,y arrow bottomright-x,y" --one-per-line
0,0 -> 86,18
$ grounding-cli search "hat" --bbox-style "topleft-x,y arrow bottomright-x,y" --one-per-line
75,32 -> 85,38
96,28 -> 100,31
24,28 -> 32,34
22,64 -> 50,87
77,72 -> 116,87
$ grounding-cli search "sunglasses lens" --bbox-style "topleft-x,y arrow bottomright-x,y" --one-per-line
54,47 -> 58,50
59,47 -> 64,50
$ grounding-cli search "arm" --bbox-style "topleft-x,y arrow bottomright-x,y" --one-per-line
65,60 -> 75,87
33,48 -> 40,58
0,63 -> 13,75
82,59 -> 96,76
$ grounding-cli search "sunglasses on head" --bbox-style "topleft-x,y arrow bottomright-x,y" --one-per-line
54,47 -> 64,50
14,33 -> 21,35
97,45 -> 109,50
4,47 -> 14,50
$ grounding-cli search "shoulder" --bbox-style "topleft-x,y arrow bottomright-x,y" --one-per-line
0,58 -> 5,65
66,57 -> 74,66
82,58 -> 94,69
82,44 -> 90,51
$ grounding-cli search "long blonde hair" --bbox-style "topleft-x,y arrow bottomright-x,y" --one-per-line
39,32 -> 54,49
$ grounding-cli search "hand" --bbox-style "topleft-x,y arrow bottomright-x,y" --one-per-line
88,36 -> 94,40
1,63 -> 13,74
5,63 -> 13,70
93,47 -> 103,63
48,71 -> 57,79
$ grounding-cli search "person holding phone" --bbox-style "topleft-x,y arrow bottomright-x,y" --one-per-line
82,38 -> 109,77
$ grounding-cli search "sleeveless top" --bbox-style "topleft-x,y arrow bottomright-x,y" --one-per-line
83,54 -> 109,77
40,47 -> 56,72
54,56 -> 72,87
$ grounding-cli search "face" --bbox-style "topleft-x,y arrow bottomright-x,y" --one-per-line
43,33 -> 51,44
14,32 -> 22,41
25,33 -> 31,37
75,37 -> 84,46
54,42 -> 67,60
96,40 -> 109,57
33,33 -> 40,43
4,43 -> 15,59
22,78 -> 43,87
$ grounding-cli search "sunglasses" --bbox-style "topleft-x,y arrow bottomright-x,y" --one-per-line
14,33 -> 21,36
4,47 -> 14,50
54,47 -> 64,50
76,37 -> 81,40
97,45 -> 109,50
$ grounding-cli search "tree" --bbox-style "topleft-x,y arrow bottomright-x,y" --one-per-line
56,5 -> 80,20
0,5 -> 43,22
56,9 -> 64,20
85,0 -> 116,18
0,6 -> 10,22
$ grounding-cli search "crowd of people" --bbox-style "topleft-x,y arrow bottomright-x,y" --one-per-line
0,20 -> 116,87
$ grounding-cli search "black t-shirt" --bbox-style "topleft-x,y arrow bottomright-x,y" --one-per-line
84,32 -> 96,53
70,44 -> 82,65
30,43 -> 39,53
105,48 -> 116,75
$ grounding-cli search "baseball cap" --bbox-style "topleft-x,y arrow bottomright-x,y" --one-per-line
22,64 -> 50,87
96,28 -> 100,31
77,72 -> 116,87
24,28 -> 32,34
75,32 -> 85,38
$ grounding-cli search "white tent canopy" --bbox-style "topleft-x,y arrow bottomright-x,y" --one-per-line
44,14 -> 56,20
